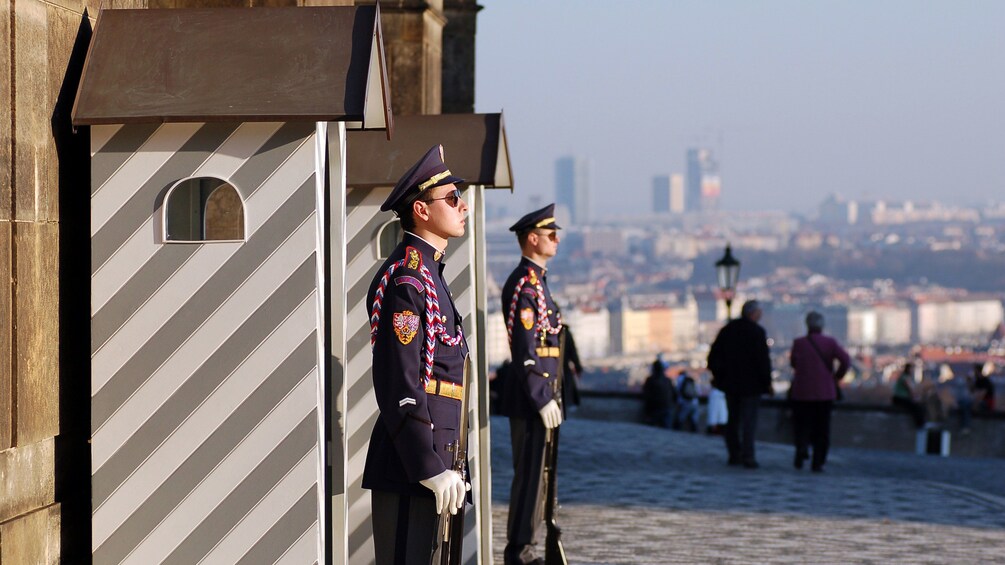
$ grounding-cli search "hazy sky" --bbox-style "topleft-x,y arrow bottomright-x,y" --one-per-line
473,0 -> 1005,218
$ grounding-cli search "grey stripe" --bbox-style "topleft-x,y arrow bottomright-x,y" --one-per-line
234,488 -> 318,565
91,123 -> 240,273
228,122 -> 316,200
462,509 -> 478,564
346,402 -> 377,465
347,355 -> 375,408
92,177 -> 316,432
347,323 -> 370,364
347,516 -> 373,563
93,337 -> 318,565
345,212 -> 386,265
448,269 -> 471,299
345,186 -> 372,209
346,274 -> 371,317
91,123 -> 162,194
90,123 -> 315,343
93,262 -> 318,505
162,415 -> 318,565
91,245 -> 198,354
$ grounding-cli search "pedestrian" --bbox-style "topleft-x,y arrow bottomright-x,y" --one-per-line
974,362 -> 996,414
675,368 -> 700,432
946,365 -> 974,433
788,311 -> 850,472
892,363 -> 926,429
642,354 -> 676,428
705,381 -> 729,435
707,300 -> 773,469
361,145 -> 471,565
500,203 -> 565,565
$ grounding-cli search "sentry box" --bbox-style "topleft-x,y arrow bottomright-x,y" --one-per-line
73,6 -> 391,564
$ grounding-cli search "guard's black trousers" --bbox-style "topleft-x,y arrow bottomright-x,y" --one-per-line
371,490 -> 437,565
505,416 -> 548,565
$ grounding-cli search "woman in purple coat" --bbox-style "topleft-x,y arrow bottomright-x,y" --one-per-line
789,311 -> 851,472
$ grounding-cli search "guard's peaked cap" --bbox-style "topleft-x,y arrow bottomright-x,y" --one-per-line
381,144 -> 466,213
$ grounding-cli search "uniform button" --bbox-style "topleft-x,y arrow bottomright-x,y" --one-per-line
441,315 -> 447,322
543,372 -> 550,378
548,309 -> 553,315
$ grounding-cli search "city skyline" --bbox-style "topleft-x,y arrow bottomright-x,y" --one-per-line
475,1 -> 1005,218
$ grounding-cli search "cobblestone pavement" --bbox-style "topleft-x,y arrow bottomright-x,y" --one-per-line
488,415 -> 1005,564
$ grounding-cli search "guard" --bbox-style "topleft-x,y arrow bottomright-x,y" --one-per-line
500,203 -> 564,565
362,145 -> 471,565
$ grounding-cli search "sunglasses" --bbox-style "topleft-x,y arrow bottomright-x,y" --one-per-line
421,188 -> 462,208
534,230 -> 559,242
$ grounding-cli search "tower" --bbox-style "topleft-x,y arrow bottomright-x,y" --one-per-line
686,148 -> 721,212
555,156 -> 591,224
652,175 -> 670,213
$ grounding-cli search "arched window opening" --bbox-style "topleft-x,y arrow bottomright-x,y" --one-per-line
377,219 -> 402,259
165,177 -> 245,242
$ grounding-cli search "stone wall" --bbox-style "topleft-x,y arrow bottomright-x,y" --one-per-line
2,0 -> 99,561
574,391 -> 1005,459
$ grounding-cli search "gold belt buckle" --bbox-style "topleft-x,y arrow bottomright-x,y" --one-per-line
424,379 -> 463,400
536,346 -> 560,357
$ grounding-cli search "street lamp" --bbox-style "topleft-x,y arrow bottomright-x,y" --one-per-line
715,244 -> 741,320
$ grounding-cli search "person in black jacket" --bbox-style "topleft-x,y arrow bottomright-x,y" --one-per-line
707,300 -> 773,469
642,355 -> 676,428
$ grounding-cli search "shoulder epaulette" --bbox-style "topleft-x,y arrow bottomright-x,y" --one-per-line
405,246 -> 422,270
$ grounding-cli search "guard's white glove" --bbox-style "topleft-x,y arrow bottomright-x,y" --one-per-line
539,399 -> 563,429
419,469 -> 469,515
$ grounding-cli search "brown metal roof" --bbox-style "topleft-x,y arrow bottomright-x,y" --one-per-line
72,6 -> 392,132
346,113 -> 513,189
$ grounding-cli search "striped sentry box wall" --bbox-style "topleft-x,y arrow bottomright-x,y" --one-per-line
341,186 -> 486,564
90,122 -> 328,564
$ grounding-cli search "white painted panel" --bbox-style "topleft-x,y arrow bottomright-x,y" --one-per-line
123,373 -> 319,564
91,124 -> 125,156
92,297 -> 318,545
91,135 -> 312,316
198,454 -> 318,565
275,527 -> 320,565
92,218 -> 317,461
197,122 -> 285,190
92,123 -> 205,234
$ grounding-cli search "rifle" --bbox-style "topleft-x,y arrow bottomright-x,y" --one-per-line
431,354 -> 472,565
542,330 -> 569,565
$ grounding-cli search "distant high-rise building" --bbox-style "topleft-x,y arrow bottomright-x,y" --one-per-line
653,174 -> 685,214
818,194 -> 858,226
555,156 -> 590,224
686,148 -> 721,212
652,175 -> 670,213
670,173 -> 685,214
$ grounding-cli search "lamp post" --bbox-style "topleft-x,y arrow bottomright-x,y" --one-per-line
715,244 -> 741,320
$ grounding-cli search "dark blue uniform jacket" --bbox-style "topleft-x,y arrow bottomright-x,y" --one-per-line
362,234 -> 468,497
500,258 -> 562,418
